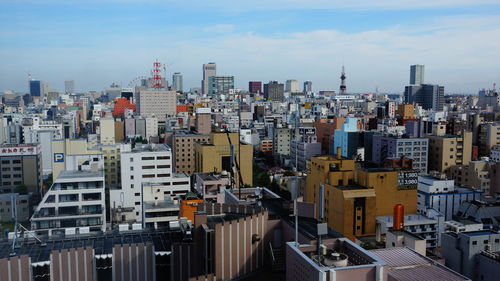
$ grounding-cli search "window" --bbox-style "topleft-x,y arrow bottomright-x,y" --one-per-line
143,174 -> 155,178
157,174 -> 171,178
135,202 -> 140,205
135,193 -> 140,196
130,167 -> 134,171
157,156 -> 170,160
472,241 -> 477,245
157,165 -> 171,168
130,175 -> 134,180
142,166 -> 155,169
131,184 -> 134,189
141,157 -> 155,161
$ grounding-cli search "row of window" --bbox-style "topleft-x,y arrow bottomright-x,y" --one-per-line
1,160 -> 22,164
137,156 -> 170,161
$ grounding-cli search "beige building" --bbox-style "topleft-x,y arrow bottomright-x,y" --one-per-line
194,132 -> 253,187
51,139 -> 101,179
478,122 -> 500,157
427,131 -> 472,173
448,161 -> 491,193
99,117 -> 115,145
136,89 -> 176,122
195,107 -> 212,134
172,132 -> 210,175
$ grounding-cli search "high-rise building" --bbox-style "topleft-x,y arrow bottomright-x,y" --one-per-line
248,81 -> 262,94
0,144 -> 43,195
202,62 -> 216,96
29,80 -> 41,97
410,64 -> 425,85
207,76 -> 234,98
303,80 -> 312,93
263,81 -> 284,101
285,79 -> 299,93
404,84 -> 444,111
427,132 -> 472,173
136,89 -> 176,122
372,135 -> 429,174
172,72 -> 183,92
64,80 -> 75,93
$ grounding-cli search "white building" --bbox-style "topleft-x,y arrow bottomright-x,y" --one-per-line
110,144 -> 190,223
285,79 -> 300,93
31,170 -> 106,236
417,175 -> 483,220
490,145 -> 500,162
137,90 -> 176,122
145,117 -> 158,140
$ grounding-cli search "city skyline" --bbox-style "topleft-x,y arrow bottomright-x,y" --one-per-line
1,0 -> 500,93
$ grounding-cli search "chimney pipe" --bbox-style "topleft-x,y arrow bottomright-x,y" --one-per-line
393,204 -> 404,230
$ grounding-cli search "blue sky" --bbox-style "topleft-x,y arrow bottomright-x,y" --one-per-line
1,0 -> 500,94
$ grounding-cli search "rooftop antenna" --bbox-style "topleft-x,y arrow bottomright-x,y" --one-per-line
10,194 -> 45,257
151,60 -> 164,89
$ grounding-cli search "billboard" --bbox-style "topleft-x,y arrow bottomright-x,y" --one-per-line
0,145 -> 39,156
397,170 -> 418,190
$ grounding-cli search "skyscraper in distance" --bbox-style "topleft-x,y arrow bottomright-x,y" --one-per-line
202,63 -> 216,96
172,72 -> 183,92
64,80 -> 75,93
29,80 -> 41,96
249,81 -> 262,94
264,81 -> 285,101
303,81 -> 312,93
410,64 -> 425,85
285,79 -> 299,93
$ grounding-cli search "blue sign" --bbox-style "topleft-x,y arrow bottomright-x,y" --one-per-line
54,153 -> 65,163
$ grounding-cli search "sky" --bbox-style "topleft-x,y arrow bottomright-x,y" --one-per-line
1,0 -> 500,94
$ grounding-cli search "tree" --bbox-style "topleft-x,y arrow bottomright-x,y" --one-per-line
14,184 -> 28,195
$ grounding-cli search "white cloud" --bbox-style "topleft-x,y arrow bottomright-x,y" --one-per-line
1,15 -> 499,94
202,24 -> 235,33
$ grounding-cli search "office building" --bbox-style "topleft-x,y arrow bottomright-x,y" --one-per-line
478,122 -> 500,156
195,107 -> 212,134
427,132 -> 472,173
202,62 -> 216,96
110,144 -> 190,223
172,72 -> 183,92
31,170 -> 106,235
64,80 -> 75,93
442,230 -> 500,280
273,127 -> 292,157
136,89 -> 176,122
264,81 -> 285,101
372,135 -> 429,174
194,132 -> 253,187
248,81 -> 262,94
172,132 -> 210,175
29,80 -> 41,97
303,80 -> 312,94
286,240 -> 387,281
0,193 -> 30,222
331,118 -> 360,159
448,161 -> 491,192
0,144 -> 42,195
410,64 -> 425,85
417,175 -> 483,220
404,84 -> 445,111
285,79 -> 299,93
207,76 -> 234,98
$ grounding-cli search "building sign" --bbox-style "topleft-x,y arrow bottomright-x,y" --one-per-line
0,145 -> 39,156
54,153 -> 65,163
298,127 -> 316,135
398,171 -> 418,190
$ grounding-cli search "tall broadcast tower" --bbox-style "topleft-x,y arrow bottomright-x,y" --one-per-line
339,66 -> 347,95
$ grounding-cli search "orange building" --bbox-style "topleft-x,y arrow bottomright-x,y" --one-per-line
180,196 -> 204,221
314,117 -> 345,154
113,97 -> 136,117
176,104 -> 194,115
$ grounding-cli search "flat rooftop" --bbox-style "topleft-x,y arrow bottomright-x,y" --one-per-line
371,247 -> 469,281
129,144 -> 170,153
0,229 -> 181,262
463,230 -> 498,237
57,170 -> 104,180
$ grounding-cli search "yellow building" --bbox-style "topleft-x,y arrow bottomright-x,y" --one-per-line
357,168 -> 417,217
194,132 -> 253,187
305,156 -> 356,214
427,131 -> 472,173
325,185 -> 376,241
51,139 -> 101,179
397,104 -> 414,119
305,156 -> 418,240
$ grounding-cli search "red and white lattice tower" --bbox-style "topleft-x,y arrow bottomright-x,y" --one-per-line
151,60 -> 163,88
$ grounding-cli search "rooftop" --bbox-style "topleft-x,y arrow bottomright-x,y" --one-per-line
370,247 -> 469,281
57,170 -> 104,180
129,143 -> 170,153
462,230 -> 499,237
0,229 -> 180,262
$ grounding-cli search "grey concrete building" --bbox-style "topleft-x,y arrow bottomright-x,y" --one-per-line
442,230 -> 500,280
202,62 -> 216,96
410,64 -> 425,85
372,135 -> 429,174
273,127 -> 292,157
0,144 -> 42,195
0,193 -> 30,223
264,81 -> 285,101
207,76 -> 234,98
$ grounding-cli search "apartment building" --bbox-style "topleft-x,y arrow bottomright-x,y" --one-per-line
172,132 -> 210,175
136,89 -> 176,122
372,135 -> 429,174
448,161 -> 491,192
110,144 -> 190,223
0,144 -> 42,195
427,132 -> 472,173
31,170 -> 106,236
